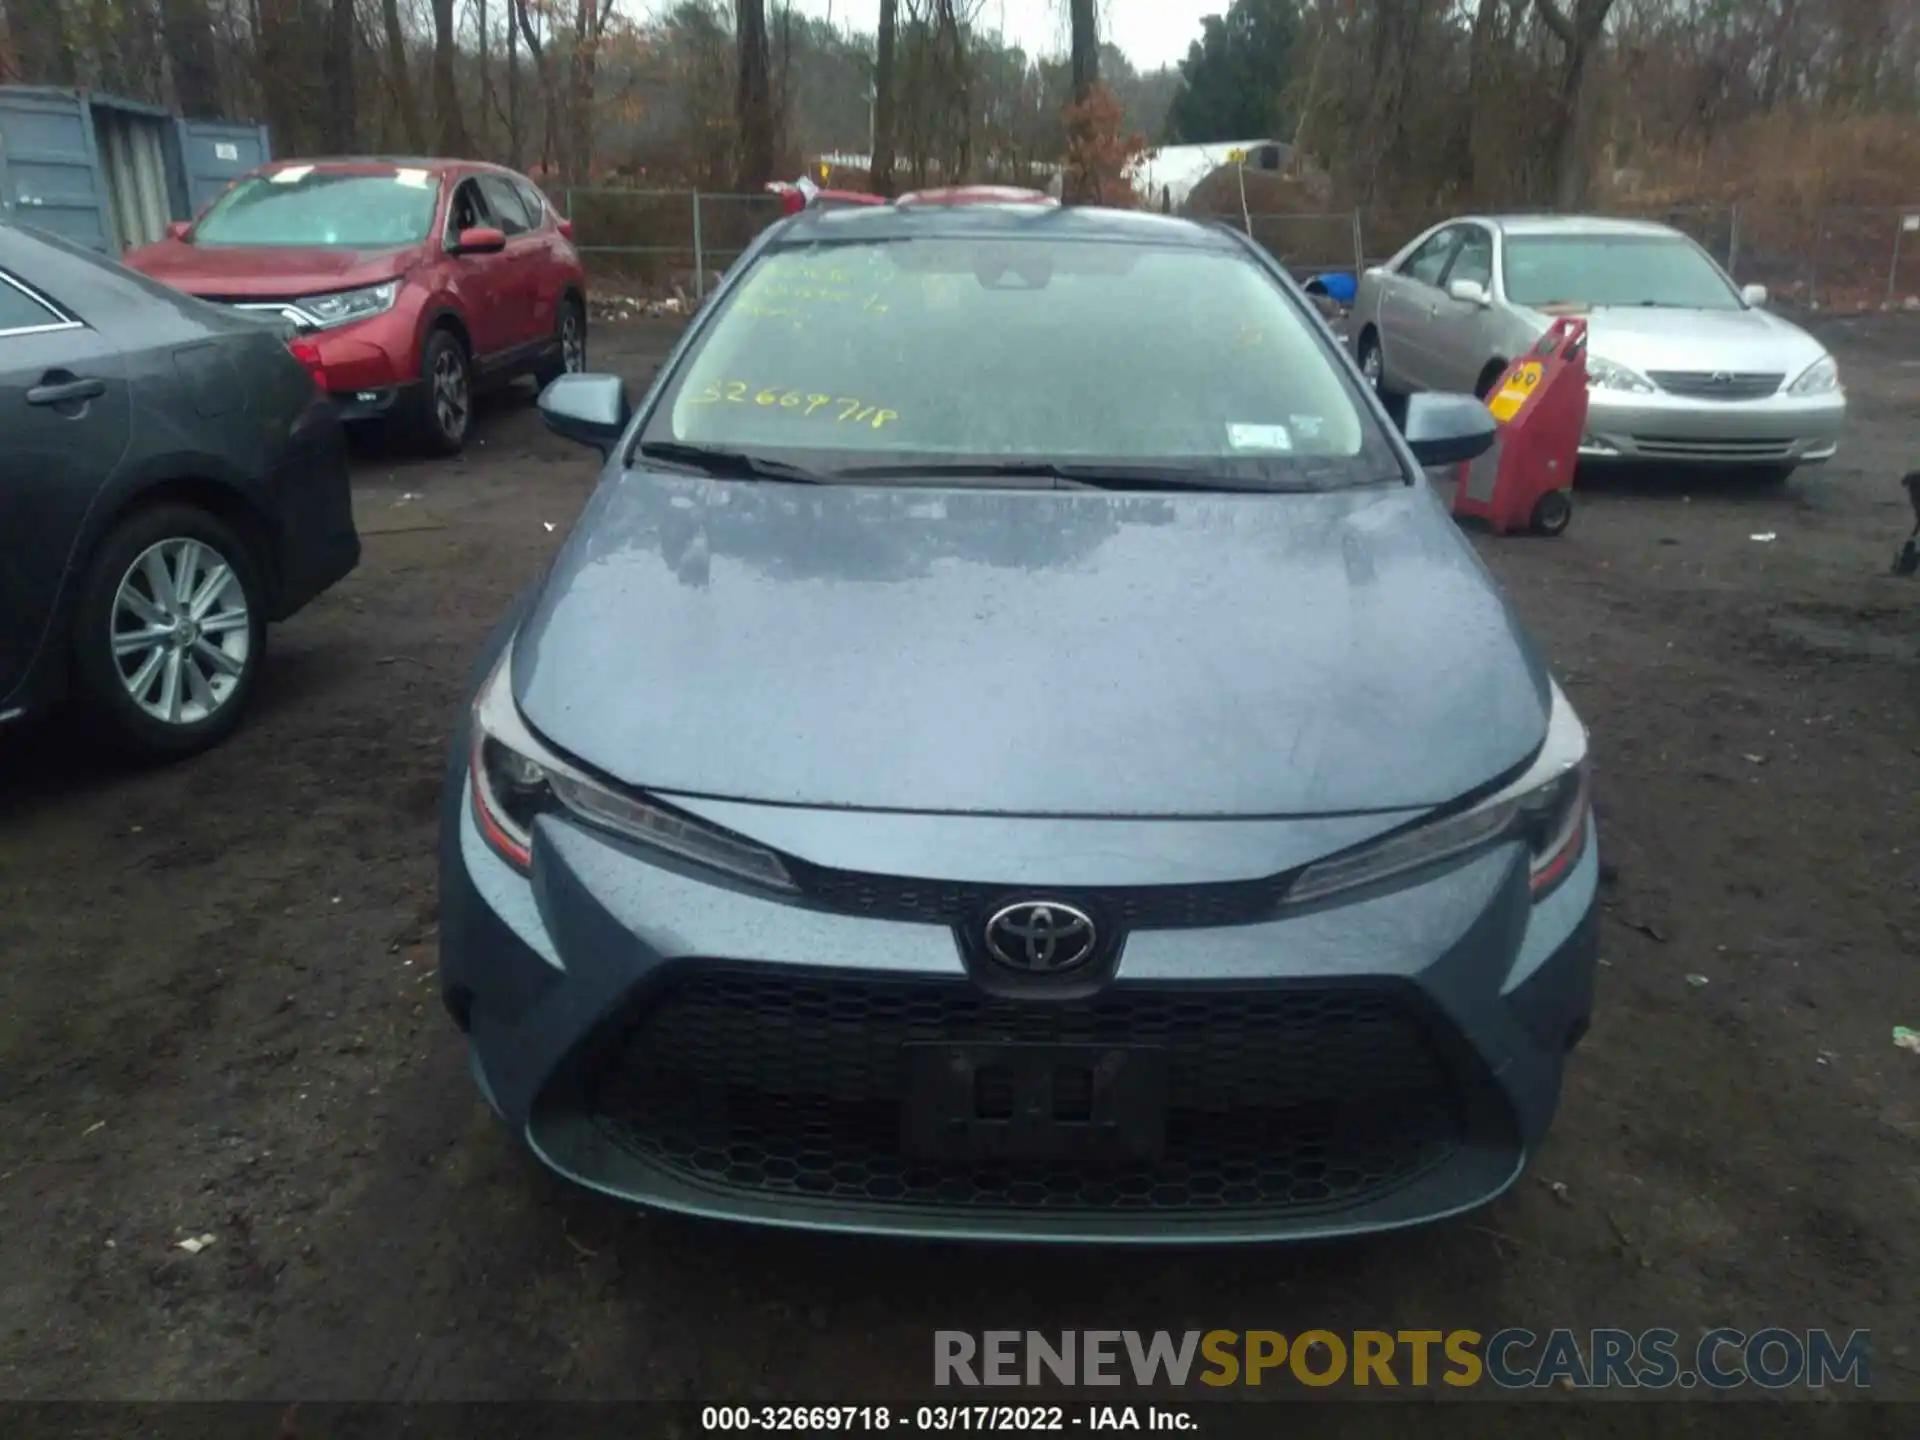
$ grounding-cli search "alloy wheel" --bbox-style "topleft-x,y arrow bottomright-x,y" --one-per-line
433,346 -> 471,442
110,538 -> 251,726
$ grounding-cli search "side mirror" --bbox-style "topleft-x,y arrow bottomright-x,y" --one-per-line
1402,393 -> 1498,467
1741,282 -> 1768,307
557,218 -> 575,240
452,225 -> 507,255
538,373 -> 628,456
167,220 -> 193,242
1448,278 -> 1490,306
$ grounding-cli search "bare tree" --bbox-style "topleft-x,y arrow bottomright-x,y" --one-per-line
1535,0 -> 1616,209
514,0 -> 559,173
871,0 -> 899,194
1458,0 -> 1503,198
1069,0 -> 1098,104
504,5 -> 523,167
737,0 -> 776,188
383,0 -> 428,151
82,0 -> 129,94
557,0 -> 622,183
930,0 -> 975,178
322,0 -> 356,151
159,0 -> 224,118
10,0 -> 78,85
476,0 -> 493,155
433,0 -> 473,153
255,0 -> 320,155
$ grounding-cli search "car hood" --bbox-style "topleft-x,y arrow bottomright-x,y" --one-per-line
119,239 -> 417,299
1517,303 -> 1826,377
512,474 -> 1552,817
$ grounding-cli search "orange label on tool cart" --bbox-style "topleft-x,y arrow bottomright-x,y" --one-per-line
1487,361 -> 1544,423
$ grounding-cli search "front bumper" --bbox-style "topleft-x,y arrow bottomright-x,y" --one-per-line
1579,386 -> 1845,464
440,742 -> 1601,1243
302,325 -> 414,394
330,382 -> 418,423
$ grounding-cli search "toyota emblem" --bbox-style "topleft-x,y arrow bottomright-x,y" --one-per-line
984,901 -> 1099,975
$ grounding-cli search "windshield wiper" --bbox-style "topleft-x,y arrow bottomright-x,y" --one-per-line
636,441 -> 827,483
833,461 -> 1328,493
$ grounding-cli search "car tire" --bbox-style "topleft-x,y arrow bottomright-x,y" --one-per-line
534,297 -> 587,390
1357,329 -> 1393,398
1357,328 -> 1408,427
1529,489 -> 1574,537
413,329 -> 473,455
68,504 -> 268,760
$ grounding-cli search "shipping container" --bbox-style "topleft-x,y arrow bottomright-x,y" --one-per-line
0,85 -> 270,252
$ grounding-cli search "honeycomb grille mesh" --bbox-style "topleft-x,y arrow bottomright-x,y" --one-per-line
589,969 -> 1467,1216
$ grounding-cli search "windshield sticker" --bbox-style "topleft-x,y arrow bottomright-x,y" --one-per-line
393,168 -> 432,188
686,380 -> 899,429
1288,414 -> 1327,441
1228,423 -> 1293,452
269,165 -> 314,184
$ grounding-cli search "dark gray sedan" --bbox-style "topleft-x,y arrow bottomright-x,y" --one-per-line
441,203 -> 1598,1243
0,220 -> 359,757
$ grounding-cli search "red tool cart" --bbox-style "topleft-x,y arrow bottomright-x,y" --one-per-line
1450,317 -> 1589,537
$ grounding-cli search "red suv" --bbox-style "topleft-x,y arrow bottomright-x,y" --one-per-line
122,158 -> 587,454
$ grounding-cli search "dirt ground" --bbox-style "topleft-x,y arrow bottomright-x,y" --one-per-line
2,315 -> 1916,1412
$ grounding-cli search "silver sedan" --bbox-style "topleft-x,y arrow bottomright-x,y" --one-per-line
1350,215 -> 1846,478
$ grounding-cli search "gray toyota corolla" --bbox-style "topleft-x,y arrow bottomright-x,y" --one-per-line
439,202 -> 1599,1243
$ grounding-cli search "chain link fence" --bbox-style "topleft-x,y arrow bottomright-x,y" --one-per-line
557,187 -> 1920,314
560,187 -> 786,299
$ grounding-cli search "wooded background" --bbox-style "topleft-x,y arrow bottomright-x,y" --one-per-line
3,1 -> 1917,297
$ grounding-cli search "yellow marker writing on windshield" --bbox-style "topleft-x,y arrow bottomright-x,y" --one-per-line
686,382 -> 900,428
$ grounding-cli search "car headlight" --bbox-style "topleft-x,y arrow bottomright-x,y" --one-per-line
1788,354 -> 1840,395
1585,355 -> 1654,393
1286,681 -> 1591,907
468,641 -> 796,891
297,280 -> 400,330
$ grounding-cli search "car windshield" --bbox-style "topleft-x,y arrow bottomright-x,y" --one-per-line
1504,233 -> 1741,311
642,231 -> 1395,489
191,167 -> 439,248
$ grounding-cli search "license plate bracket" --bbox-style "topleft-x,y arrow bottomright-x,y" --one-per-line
901,1043 -> 1168,1163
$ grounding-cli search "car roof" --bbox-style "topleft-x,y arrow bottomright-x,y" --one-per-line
777,203 -> 1242,249
252,157 -> 526,179
895,186 -> 1056,206
1481,213 -> 1682,240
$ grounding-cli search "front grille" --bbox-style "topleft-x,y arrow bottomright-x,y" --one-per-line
1647,370 -> 1783,401
1630,434 -> 1796,459
587,968 -> 1470,1216
787,859 -> 1296,929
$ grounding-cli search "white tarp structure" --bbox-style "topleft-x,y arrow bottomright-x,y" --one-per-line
1132,139 -> 1292,213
